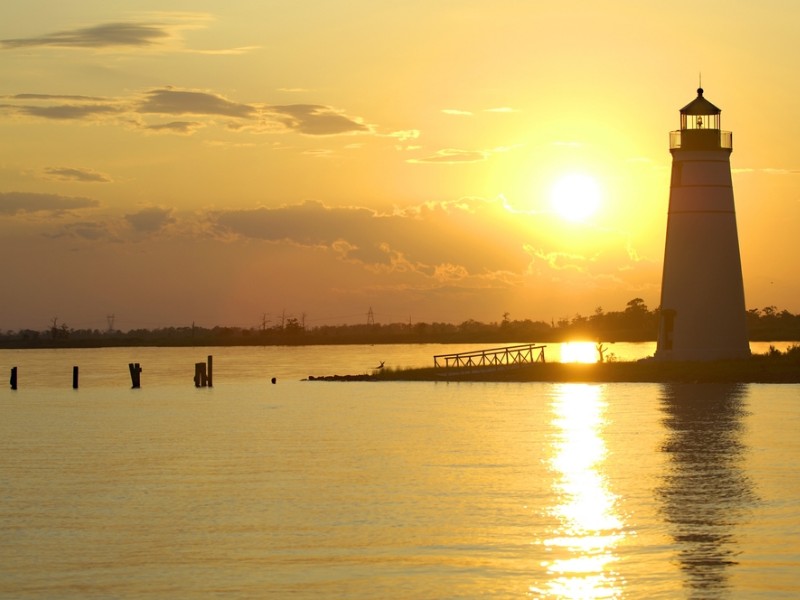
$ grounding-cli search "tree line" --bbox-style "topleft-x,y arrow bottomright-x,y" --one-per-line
2,299 -> 800,348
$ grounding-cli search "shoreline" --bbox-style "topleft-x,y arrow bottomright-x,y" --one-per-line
310,356 -> 800,384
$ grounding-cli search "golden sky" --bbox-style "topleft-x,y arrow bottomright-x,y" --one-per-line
1,1 -> 798,330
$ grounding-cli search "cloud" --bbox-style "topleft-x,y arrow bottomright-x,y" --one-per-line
302,149 -> 335,158
144,121 -> 205,135
0,192 -> 99,215
138,88 -> 256,118
206,198 -> 659,305
211,198 -> 531,276
1,87 -> 376,141
9,93 -> 107,102
524,247 -> 589,272
125,207 -> 176,233
43,167 -> 112,183
8,103 -> 120,120
52,221 -> 116,241
266,104 -> 369,135
442,109 -> 473,116
0,22 -> 171,49
408,149 -> 489,164
387,130 -> 420,141
0,93 -> 121,121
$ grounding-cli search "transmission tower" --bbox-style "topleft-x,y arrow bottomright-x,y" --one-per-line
107,314 -> 115,333
367,307 -> 375,326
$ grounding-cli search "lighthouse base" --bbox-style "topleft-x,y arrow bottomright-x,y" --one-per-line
654,346 -> 751,362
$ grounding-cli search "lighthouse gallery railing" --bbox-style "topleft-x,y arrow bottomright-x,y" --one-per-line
670,130 -> 732,150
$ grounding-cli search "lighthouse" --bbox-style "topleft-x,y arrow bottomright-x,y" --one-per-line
655,88 -> 750,360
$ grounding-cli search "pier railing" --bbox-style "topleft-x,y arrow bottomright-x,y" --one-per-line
433,343 -> 546,369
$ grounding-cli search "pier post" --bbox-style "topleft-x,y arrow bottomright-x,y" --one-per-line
73,366 -> 79,389
128,363 -> 142,388
10,367 -> 17,390
194,362 -> 208,387
207,355 -> 213,388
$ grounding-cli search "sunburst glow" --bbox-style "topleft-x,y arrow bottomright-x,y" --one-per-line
550,173 -> 602,222
560,341 -> 600,363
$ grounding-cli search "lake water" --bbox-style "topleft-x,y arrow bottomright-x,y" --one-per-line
1,344 -> 799,598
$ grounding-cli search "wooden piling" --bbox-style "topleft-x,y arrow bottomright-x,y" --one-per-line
10,366 -> 17,390
194,362 -> 208,387
128,362 -> 142,388
207,355 -> 213,388
72,366 -> 79,389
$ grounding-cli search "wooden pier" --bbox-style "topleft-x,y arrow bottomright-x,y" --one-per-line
433,343 -> 546,369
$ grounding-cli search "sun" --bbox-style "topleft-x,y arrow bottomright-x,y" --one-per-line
550,173 -> 602,222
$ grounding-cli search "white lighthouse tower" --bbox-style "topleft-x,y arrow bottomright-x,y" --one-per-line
655,88 -> 750,360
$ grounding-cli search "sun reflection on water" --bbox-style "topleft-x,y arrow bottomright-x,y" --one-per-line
536,383 -> 625,599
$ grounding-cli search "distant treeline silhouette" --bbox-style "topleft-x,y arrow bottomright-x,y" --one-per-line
3,299 -> 800,348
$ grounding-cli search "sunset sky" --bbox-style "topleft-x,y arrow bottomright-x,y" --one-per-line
2,1 -> 799,331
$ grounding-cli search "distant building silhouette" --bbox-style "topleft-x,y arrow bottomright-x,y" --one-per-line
655,88 -> 750,360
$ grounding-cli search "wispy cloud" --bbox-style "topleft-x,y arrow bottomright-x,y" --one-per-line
0,192 -> 99,215
2,86 -> 373,139
524,246 -> 588,272
0,22 -> 172,49
266,104 -> 370,135
125,207 -> 176,233
10,93 -> 107,102
52,221 -> 118,241
442,109 -> 473,116
43,167 -> 112,183
143,121 -> 205,135
387,129 -> 420,141
7,102 -> 120,120
408,149 -> 489,164
138,88 -> 256,118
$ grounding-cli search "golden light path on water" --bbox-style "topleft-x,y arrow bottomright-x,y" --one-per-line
535,384 -> 625,598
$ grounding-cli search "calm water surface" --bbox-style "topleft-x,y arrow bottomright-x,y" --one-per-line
1,345 -> 799,598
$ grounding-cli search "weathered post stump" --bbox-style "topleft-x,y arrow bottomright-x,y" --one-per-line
194,362 -> 208,387
128,363 -> 142,388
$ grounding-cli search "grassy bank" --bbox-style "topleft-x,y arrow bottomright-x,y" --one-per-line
331,352 -> 800,383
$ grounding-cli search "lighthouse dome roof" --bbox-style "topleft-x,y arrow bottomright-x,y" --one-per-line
680,88 -> 721,115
